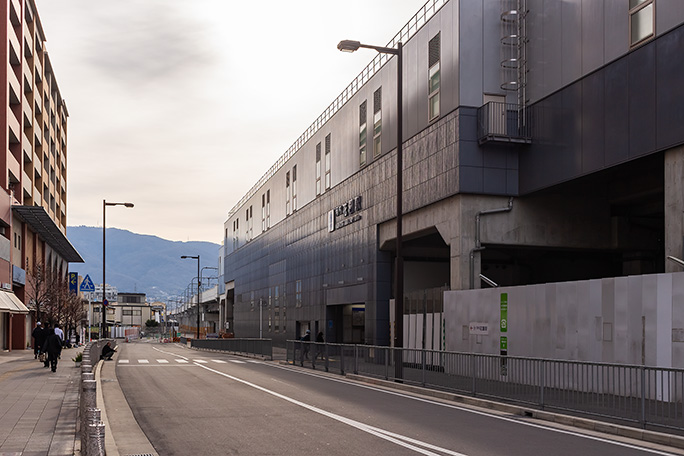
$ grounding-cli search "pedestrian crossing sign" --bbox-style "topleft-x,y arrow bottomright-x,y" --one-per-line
80,274 -> 95,292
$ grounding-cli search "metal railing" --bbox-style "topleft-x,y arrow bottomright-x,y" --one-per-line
227,0 -> 448,220
476,101 -> 533,144
191,338 -> 273,360
286,341 -> 684,432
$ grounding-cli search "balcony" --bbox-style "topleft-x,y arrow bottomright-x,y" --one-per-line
8,27 -> 20,66
476,102 -> 533,145
23,24 -> 33,59
23,99 -> 32,130
8,64 -> 20,105
23,63 -> 32,93
22,132 -> 32,161
33,152 -> 41,177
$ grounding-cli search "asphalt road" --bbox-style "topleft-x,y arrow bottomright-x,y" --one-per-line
114,341 -> 684,456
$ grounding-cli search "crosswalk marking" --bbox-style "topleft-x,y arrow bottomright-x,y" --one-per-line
116,358 -> 252,365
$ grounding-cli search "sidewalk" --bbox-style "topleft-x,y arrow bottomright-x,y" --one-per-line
0,347 -> 81,456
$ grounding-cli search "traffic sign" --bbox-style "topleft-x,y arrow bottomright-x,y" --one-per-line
69,272 -> 78,294
80,274 -> 95,292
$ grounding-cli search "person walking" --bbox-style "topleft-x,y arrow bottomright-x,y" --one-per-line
41,328 -> 62,372
31,322 -> 45,359
300,329 -> 311,366
53,324 -> 64,346
313,331 -> 325,368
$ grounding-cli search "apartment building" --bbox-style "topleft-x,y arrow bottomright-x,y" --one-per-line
0,0 -> 82,350
220,0 -> 684,349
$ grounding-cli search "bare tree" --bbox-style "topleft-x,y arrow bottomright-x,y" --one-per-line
25,262 -> 51,323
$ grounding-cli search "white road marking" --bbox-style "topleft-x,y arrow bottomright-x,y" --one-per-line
194,359 -> 208,364
157,359 -> 169,364
262,363 -> 678,456
118,360 -> 129,364
195,362 -> 467,456
229,360 -> 246,364
175,359 -> 189,364
138,359 -> 149,364
211,360 -> 227,363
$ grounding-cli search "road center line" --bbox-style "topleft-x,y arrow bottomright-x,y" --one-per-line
195,362 -> 467,456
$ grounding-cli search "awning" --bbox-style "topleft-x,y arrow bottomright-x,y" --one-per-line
0,290 -> 29,313
12,206 -> 84,263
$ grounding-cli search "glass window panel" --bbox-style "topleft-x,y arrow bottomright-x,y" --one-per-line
631,3 -> 653,45
429,92 -> 440,120
629,0 -> 648,9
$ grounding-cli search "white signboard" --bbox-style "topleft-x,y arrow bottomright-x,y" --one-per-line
469,322 -> 489,335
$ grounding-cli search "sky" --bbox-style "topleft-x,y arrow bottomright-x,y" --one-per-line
35,0 -> 425,243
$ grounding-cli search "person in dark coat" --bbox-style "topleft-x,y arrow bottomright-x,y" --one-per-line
100,342 -> 115,360
300,329 -> 311,366
41,328 -> 62,372
31,322 -> 45,359
313,331 -> 325,367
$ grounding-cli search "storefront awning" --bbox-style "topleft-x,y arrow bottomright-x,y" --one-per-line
0,290 -> 29,313
12,206 -> 84,263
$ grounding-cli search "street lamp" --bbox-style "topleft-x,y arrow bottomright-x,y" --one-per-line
103,200 -> 134,339
338,39 -> 404,379
181,255 -> 201,339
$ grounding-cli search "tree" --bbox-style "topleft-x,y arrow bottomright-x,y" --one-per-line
25,262 -> 51,323
145,319 -> 159,328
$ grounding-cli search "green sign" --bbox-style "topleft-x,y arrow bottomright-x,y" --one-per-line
500,336 -> 508,351
500,293 -> 508,333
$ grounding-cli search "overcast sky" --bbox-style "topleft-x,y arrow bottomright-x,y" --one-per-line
35,0 -> 423,243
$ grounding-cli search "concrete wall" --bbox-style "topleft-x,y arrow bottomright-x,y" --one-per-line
445,272 -> 684,368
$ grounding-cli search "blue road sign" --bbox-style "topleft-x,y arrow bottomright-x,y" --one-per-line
80,274 -> 95,292
69,272 -> 78,294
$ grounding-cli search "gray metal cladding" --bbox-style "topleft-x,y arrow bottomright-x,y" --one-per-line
520,23 -> 684,194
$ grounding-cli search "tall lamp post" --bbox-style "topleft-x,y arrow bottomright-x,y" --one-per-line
103,200 -> 134,339
181,255 -> 201,339
338,39 -> 404,379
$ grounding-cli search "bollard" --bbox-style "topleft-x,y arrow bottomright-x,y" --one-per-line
81,363 -> 92,374
83,407 -> 101,453
82,372 -> 94,382
81,380 -> 97,448
87,422 -> 105,456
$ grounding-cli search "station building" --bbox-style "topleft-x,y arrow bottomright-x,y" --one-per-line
221,0 -> 684,348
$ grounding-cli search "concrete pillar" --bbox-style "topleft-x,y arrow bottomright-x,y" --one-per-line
665,145 -> 684,272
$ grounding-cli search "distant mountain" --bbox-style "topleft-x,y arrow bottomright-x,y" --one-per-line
66,226 -> 221,302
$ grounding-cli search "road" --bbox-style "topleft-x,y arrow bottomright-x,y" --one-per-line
113,341 -> 683,456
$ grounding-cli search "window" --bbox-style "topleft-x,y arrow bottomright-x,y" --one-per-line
249,206 -> 253,240
262,194 -> 266,231
245,208 -> 250,241
325,134 -> 331,190
629,0 -> 654,48
296,280 -> 302,308
292,165 -> 297,212
316,142 -> 321,196
359,100 -> 367,166
286,171 -> 291,215
266,190 -> 271,229
428,33 -> 441,122
373,88 -> 382,158
274,285 -> 279,332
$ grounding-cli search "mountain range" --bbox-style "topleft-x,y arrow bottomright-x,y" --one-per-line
66,226 -> 221,302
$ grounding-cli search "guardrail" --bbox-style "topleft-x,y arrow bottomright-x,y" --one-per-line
476,101 -> 533,144
190,338 -> 273,360
286,341 -> 684,432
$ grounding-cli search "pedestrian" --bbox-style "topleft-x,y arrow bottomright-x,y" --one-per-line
300,329 -> 311,366
53,324 -> 64,346
41,328 -> 62,372
31,321 -> 45,360
100,342 -> 115,360
313,331 -> 325,368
